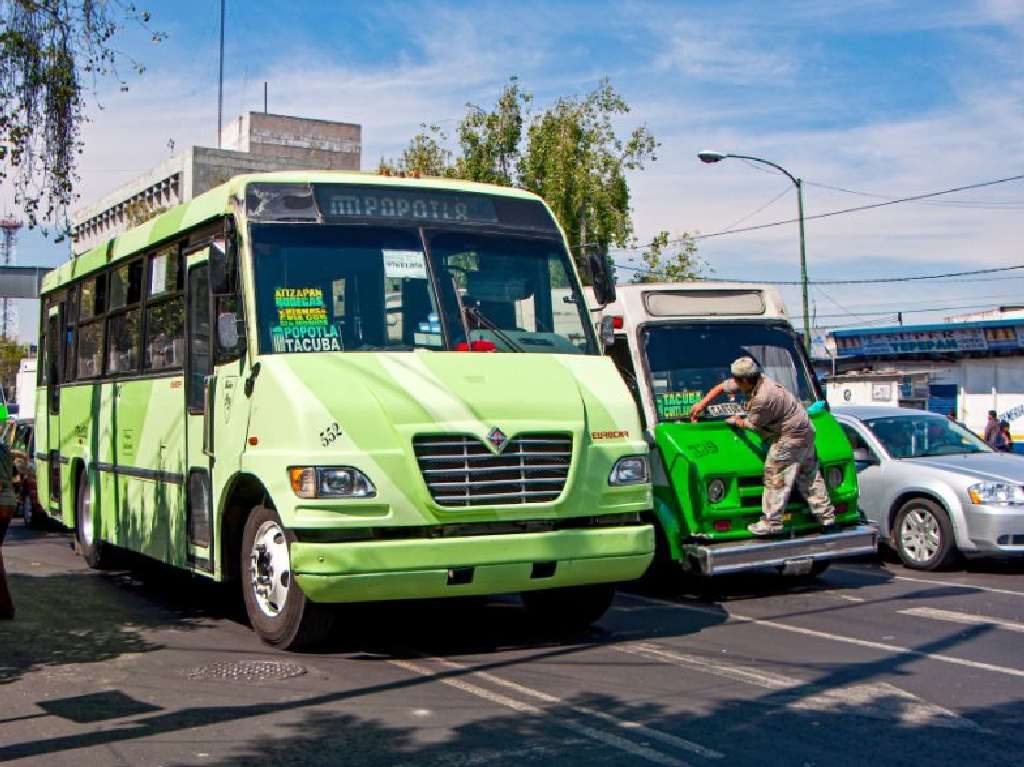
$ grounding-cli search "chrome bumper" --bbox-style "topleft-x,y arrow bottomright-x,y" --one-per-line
682,524 -> 878,576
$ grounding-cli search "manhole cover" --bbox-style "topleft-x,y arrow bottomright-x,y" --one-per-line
187,660 -> 308,682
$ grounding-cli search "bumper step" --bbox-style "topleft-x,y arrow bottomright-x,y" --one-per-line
682,524 -> 878,576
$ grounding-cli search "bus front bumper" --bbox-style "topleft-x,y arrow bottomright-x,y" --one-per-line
291,525 -> 655,603
682,524 -> 878,576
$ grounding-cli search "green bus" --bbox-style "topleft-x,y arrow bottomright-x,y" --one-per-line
35,172 -> 654,648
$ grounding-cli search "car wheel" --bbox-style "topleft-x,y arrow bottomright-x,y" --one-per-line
241,505 -> 335,650
76,470 -> 109,569
521,584 -> 615,632
893,498 -> 956,571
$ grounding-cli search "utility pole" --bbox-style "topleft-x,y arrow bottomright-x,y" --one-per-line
264,81 -> 268,113
217,0 -> 225,148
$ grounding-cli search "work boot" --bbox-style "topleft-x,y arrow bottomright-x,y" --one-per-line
815,511 -> 837,527
748,519 -> 783,536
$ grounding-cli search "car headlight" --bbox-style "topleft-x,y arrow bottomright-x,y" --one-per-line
967,482 -> 1024,505
826,466 -> 844,490
707,478 -> 727,504
289,466 -> 377,499
609,455 -> 649,486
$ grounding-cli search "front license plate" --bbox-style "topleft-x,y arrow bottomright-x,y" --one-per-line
782,558 -> 813,576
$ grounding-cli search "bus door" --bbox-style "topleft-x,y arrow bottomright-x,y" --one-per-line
42,302 -> 64,515
185,248 -> 215,573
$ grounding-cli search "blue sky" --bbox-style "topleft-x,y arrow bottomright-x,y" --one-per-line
6,0 -> 1024,342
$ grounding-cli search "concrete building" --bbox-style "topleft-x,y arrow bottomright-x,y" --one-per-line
826,318 -> 1024,441
71,112 -> 362,253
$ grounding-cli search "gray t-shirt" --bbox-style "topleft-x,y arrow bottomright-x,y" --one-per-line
724,376 -> 814,446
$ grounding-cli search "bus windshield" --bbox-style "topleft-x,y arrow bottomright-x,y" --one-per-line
642,322 -> 816,421
251,224 -> 596,355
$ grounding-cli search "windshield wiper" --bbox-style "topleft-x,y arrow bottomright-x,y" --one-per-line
464,303 -> 525,353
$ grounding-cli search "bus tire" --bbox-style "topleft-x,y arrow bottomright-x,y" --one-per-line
521,584 -> 615,632
241,505 -> 334,650
76,470 -> 108,569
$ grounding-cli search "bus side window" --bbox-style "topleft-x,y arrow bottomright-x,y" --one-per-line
188,265 -> 211,412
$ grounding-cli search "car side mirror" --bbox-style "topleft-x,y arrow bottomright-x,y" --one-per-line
852,447 -> 878,466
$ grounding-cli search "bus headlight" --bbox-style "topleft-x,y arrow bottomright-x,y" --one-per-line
826,466 -> 844,490
289,467 -> 377,499
609,455 -> 649,485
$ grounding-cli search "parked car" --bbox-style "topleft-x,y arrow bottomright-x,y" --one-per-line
5,419 -> 42,527
835,405 -> 1024,570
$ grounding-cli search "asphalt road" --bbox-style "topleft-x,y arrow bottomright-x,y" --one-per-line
2,522 -> 1024,766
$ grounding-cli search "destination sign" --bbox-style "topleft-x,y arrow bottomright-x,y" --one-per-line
315,185 -> 498,225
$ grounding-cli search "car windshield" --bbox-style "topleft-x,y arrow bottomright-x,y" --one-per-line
251,224 -> 596,355
864,414 -> 991,458
642,322 -> 817,421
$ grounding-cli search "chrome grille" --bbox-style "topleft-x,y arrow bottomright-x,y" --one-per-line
413,433 -> 572,507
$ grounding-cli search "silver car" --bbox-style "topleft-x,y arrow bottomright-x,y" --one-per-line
835,406 -> 1024,570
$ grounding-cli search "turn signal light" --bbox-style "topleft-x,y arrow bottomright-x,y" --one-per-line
611,315 -> 624,329
713,519 -> 732,532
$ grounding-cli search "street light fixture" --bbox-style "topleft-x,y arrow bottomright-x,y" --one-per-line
697,149 -> 811,353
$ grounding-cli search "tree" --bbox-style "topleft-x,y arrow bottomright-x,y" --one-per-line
378,124 -> 453,177
630,230 -> 708,284
0,1 -> 163,232
382,78 -> 660,275
0,337 -> 27,399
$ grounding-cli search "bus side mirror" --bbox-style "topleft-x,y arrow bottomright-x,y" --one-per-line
599,315 -> 616,349
217,312 -> 239,350
587,250 -> 616,307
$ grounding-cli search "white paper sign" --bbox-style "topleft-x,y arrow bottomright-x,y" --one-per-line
382,249 -> 427,280
150,254 -> 168,295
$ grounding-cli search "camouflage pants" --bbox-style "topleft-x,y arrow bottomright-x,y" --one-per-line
761,441 -> 834,525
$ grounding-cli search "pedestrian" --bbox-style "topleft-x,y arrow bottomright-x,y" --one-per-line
0,437 -> 16,619
998,420 -> 1014,453
690,356 -> 835,535
947,409 -> 957,422
983,410 -> 1001,448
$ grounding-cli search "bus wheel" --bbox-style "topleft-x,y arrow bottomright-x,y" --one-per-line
521,584 -> 615,632
76,471 -> 108,569
241,506 -> 334,650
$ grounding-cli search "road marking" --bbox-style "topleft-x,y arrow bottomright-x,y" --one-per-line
835,566 -> 1024,598
615,642 -> 977,730
624,593 -> 1024,679
429,656 -> 723,759
901,606 -> 1024,633
389,658 -> 695,767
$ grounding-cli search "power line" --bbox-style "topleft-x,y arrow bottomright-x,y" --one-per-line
613,261 -> 1024,285
606,172 -> 1024,252
803,180 -> 1024,209
718,184 -> 792,232
794,300 -> 1024,321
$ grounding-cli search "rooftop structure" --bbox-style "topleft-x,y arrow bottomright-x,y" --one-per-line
71,112 -> 362,254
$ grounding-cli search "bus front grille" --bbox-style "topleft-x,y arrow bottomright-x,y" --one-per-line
413,434 -> 572,507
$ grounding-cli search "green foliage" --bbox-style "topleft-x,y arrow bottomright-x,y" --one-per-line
631,230 -> 708,284
0,1 -> 163,232
0,337 -> 28,397
381,77 -> 663,275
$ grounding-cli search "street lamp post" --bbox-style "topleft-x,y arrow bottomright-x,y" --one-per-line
697,150 -> 811,353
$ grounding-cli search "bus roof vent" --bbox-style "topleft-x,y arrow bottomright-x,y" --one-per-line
643,289 -> 765,317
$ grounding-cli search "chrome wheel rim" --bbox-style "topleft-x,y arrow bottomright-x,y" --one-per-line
250,520 -> 291,618
79,479 -> 93,546
900,509 -> 940,563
